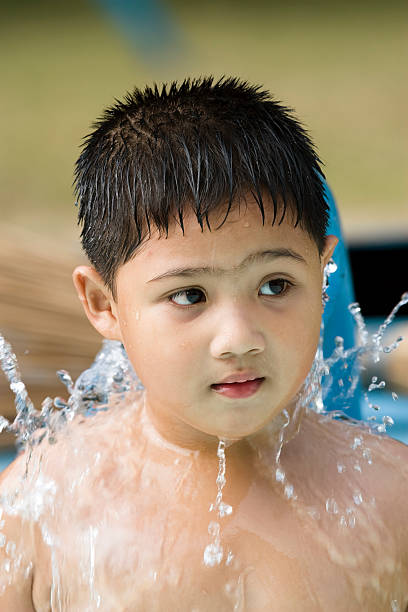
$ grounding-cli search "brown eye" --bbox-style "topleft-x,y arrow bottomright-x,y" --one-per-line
259,279 -> 288,296
169,289 -> 205,306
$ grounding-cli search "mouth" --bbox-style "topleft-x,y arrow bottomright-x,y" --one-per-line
211,377 -> 265,399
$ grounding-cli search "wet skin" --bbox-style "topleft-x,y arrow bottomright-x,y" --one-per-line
1,398 -> 408,611
0,194 -> 407,610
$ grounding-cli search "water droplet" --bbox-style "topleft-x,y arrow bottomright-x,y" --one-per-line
334,336 -> 344,349
368,379 -> 386,392
391,599 -> 400,612
353,463 -> 362,473
112,372 -> 123,383
56,369 -> 74,394
53,397 -> 67,410
218,502 -> 233,517
353,491 -> 363,505
383,336 -> 404,354
203,542 -> 223,567
24,563 -> 33,579
226,551 -> 234,565
347,514 -> 356,528
10,381 -> 25,394
284,484 -> 294,499
352,436 -> 362,450
5,541 -> 16,556
307,507 -> 320,520
327,259 -> 338,274
275,467 -> 285,483
337,463 -> 346,473
0,416 -> 9,433
392,392 -> 398,401
362,448 -> 372,464
225,581 -> 234,594
216,474 -> 226,488
325,498 -> 339,514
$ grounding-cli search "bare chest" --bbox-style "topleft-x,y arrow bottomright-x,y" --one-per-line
32,502 -> 405,612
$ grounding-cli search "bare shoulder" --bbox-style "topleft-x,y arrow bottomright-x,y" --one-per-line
303,408 -> 408,466
0,411 -> 124,611
328,414 -> 408,484
300,410 -> 408,534
0,453 -> 36,610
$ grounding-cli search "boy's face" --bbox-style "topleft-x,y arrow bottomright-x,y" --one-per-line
76,194 -> 337,448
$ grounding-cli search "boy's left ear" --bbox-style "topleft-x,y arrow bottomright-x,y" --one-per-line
320,235 -> 339,269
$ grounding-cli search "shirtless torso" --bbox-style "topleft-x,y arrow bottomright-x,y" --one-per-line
1,399 -> 407,611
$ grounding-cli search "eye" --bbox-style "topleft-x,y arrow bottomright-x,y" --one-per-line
259,278 -> 289,296
168,288 -> 206,306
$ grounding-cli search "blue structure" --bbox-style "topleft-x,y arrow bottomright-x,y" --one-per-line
321,181 -> 361,420
92,0 -> 181,61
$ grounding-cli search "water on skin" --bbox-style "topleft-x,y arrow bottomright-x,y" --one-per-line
203,439 -> 233,568
0,288 -> 407,609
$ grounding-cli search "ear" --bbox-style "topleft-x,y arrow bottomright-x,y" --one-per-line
320,235 -> 339,270
72,266 -> 122,341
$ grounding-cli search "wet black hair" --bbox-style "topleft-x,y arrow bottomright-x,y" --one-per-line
74,76 -> 329,298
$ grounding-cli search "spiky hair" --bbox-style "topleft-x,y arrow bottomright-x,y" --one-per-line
74,76 -> 328,297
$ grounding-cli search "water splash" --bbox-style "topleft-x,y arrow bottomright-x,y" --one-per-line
0,338 -> 143,453
371,293 -> 408,363
203,439 -> 233,567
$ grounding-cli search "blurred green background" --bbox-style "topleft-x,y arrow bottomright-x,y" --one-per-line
1,0 -> 407,241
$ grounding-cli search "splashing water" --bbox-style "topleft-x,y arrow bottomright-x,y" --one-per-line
0,285 -> 407,608
203,439 -> 233,568
0,338 -> 143,452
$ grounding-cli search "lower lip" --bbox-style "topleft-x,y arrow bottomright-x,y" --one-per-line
211,378 -> 265,399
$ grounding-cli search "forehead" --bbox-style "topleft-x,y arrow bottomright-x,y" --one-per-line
122,195 -> 319,283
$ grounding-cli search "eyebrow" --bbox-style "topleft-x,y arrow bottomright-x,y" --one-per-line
147,248 -> 307,283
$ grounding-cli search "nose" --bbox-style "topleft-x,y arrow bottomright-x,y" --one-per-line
209,305 -> 266,360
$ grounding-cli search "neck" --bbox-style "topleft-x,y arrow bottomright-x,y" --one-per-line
141,392 -> 304,461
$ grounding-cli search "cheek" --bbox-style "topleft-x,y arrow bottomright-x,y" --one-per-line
118,310 -> 198,387
271,300 -> 321,370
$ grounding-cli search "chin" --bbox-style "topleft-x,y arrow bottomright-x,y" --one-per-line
208,420 -> 268,442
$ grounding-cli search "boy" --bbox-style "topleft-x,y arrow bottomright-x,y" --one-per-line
1,77 -> 407,611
